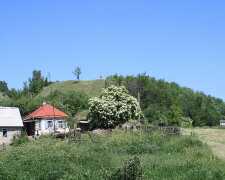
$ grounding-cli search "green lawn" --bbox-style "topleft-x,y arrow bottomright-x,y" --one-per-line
1,130 -> 225,180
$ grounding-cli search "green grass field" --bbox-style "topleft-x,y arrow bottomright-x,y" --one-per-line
37,79 -> 106,98
1,130 -> 225,180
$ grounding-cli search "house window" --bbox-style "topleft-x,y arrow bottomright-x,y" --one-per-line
47,121 -> 53,128
35,121 -> 41,130
3,129 -> 7,137
58,121 -> 64,129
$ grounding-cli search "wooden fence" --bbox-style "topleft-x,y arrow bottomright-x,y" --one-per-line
120,125 -> 181,135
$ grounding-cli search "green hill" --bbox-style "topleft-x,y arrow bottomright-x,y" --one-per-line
0,92 -> 9,101
37,79 -> 106,98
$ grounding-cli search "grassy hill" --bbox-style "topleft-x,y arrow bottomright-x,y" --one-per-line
37,79 -> 106,98
0,92 -> 9,101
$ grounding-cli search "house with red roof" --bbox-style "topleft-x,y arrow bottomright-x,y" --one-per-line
23,102 -> 69,136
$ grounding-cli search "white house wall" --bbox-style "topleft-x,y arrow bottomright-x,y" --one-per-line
35,118 -> 69,135
0,127 -> 23,145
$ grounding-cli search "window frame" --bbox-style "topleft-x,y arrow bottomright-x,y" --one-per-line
47,121 -> 53,128
3,129 -> 7,138
57,120 -> 64,129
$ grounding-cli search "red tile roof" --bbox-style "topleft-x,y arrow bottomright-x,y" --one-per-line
23,104 -> 69,120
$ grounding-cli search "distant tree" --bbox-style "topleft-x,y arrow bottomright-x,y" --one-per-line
0,81 -> 8,92
73,67 -> 82,81
28,70 -> 49,95
88,85 -> 144,129
6,88 -> 23,99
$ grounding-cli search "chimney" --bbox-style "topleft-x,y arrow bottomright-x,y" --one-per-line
42,102 -> 46,106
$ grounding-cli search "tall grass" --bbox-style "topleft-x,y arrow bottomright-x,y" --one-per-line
0,130 -> 225,179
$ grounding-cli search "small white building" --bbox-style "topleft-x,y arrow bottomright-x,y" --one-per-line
23,103 -> 69,136
0,107 -> 24,145
220,120 -> 225,126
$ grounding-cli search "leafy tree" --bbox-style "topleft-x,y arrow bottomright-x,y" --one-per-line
28,70 -> 48,95
63,91 -> 89,116
0,81 -> 8,92
88,85 -> 144,129
106,73 -> 225,127
4,70 -> 50,99
168,105 -> 183,125
73,67 -> 82,81
179,117 -> 193,128
106,74 -> 124,86
6,88 -> 24,100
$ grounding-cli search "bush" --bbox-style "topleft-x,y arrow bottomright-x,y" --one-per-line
88,86 -> 143,129
10,132 -> 30,147
105,156 -> 143,180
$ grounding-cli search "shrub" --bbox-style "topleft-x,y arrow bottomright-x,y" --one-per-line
10,132 -> 30,147
88,86 -> 143,129
105,156 -> 143,180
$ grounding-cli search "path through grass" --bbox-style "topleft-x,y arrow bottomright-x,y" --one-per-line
183,128 -> 225,159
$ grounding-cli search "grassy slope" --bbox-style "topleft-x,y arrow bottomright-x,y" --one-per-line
1,130 -> 225,179
183,128 -> 225,159
37,79 -> 106,98
0,92 -> 9,101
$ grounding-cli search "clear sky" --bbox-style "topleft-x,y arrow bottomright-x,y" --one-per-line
0,1 -> 225,100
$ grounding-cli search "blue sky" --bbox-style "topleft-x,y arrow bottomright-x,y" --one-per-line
0,1 -> 225,100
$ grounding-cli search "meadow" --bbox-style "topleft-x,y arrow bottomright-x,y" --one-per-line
37,79 -> 106,98
183,127 -> 225,159
0,130 -> 225,180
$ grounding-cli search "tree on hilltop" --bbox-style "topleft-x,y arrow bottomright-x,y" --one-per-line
73,67 -> 82,81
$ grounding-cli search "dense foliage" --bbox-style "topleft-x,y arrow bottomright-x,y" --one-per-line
0,130 -> 225,179
0,81 -> 8,92
10,132 -> 30,147
5,70 -> 51,99
0,90 -> 88,119
1,70 -> 225,127
88,86 -> 143,129
0,70 -> 89,126
106,74 -> 225,127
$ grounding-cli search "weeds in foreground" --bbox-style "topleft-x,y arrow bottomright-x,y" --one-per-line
10,131 -> 29,147
0,130 -> 225,179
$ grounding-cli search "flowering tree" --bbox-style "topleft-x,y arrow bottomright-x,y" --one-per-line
88,85 -> 144,129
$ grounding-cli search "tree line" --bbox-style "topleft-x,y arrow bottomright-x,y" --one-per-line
106,73 -> 225,127
1,71 -> 225,127
0,70 -> 88,125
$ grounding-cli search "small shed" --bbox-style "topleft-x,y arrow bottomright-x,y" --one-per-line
0,107 -> 23,145
23,103 -> 69,136
77,120 -> 90,131
220,120 -> 225,126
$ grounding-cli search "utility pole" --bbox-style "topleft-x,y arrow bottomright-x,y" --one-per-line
61,92 -> 64,108
138,91 -> 141,122
48,72 -> 53,95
